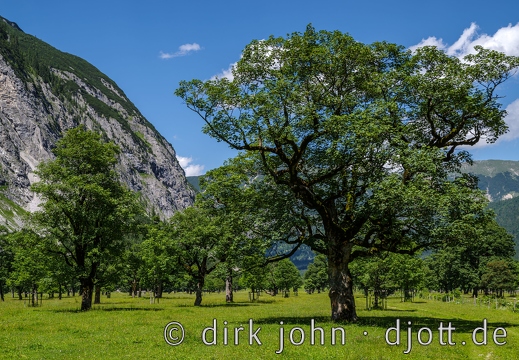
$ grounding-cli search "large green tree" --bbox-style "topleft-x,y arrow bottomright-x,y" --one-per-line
176,26 -> 519,321
31,126 -> 142,311
138,220 -> 177,298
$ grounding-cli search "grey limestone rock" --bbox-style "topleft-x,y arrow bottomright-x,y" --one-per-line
0,49 -> 195,228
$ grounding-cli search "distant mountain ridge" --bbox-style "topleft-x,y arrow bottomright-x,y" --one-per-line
488,197 -> 519,259
0,16 -> 195,228
462,160 -> 519,202
186,176 -> 200,192
462,160 -> 519,259
462,160 -> 519,178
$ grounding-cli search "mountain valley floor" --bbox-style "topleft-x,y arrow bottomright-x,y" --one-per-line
1,290 -> 518,359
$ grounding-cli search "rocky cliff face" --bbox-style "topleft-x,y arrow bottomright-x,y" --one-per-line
0,17 -> 195,228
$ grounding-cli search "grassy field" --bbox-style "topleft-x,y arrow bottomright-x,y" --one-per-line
1,290 -> 518,359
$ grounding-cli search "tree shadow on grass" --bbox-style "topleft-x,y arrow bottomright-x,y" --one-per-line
203,303 -> 264,308
49,307 -> 165,313
176,302 -> 262,308
358,315 -> 516,333
365,308 -> 418,312
253,316 -> 330,325
96,307 -> 165,312
251,315 -> 517,333
174,300 -> 275,308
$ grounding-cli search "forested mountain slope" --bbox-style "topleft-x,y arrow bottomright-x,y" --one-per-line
462,160 -> 519,258
0,16 -> 195,228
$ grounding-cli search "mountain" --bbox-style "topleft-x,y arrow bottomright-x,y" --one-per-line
488,197 -> 519,259
462,160 -> 519,202
462,160 -> 519,259
0,16 -> 195,229
186,176 -> 201,192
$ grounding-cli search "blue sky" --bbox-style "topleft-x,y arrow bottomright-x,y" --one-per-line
3,1 -> 519,175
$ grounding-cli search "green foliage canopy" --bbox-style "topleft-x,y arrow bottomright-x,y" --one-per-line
176,25 -> 519,321
30,126 -> 143,310
304,254 -> 328,293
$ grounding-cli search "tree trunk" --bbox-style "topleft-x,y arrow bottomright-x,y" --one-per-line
94,285 -> 101,304
58,284 -> 62,300
31,285 -> 37,307
157,281 -> 163,298
403,288 -> 412,302
0,281 -> 4,301
328,242 -> 357,322
374,290 -> 380,308
194,277 -> 204,306
17,288 -> 22,300
131,279 -> 137,297
80,278 -> 94,311
225,274 -> 233,303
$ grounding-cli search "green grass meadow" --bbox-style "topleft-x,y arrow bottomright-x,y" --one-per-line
1,291 -> 518,359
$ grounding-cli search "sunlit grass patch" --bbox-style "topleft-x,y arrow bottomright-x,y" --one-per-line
1,291 -> 518,359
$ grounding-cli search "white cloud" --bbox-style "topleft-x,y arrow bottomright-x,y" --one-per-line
176,155 -> 205,176
179,43 -> 201,52
446,22 -> 479,56
499,99 -> 519,142
211,62 -> 237,81
469,99 -> 519,148
411,22 -> 519,58
176,156 -> 192,168
160,43 -> 202,59
184,164 -> 205,177
412,23 -> 519,148
409,37 -> 446,53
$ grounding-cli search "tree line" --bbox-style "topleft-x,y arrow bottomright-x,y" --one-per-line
0,126 -> 308,309
1,126 -> 517,312
2,25 -> 519,321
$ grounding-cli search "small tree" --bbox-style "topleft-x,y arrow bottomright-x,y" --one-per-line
351,254 -> 396,308
304,254 -> 328,294
267,259 -> 302,296
5,230 -> 49,306
139,221 -> 177,299
480,259 -> 519,298
240,255 -> 269,299
31,126 -> 142,311
170,206 -> 231,306
425,216 -> 515,296
0,226 -> 13,301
